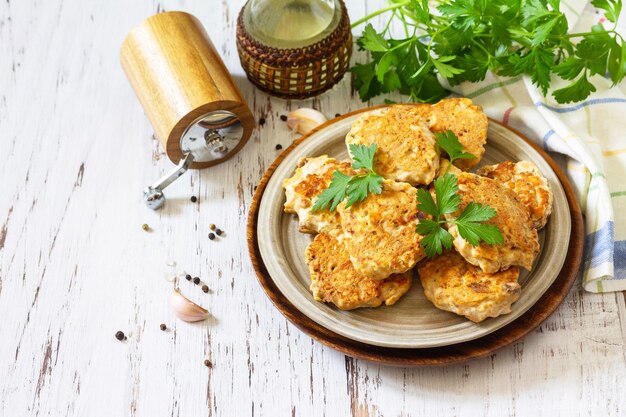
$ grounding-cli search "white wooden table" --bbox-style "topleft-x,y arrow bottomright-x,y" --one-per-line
1,1 -> 625,416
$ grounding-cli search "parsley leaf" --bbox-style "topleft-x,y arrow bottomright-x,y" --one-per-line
352,0 -> 625,104
358,23 -> 389,52
349,143 -> 378,171
420,224 -> 455,258
414,132 -> 503,257
311,171 -> 352,212
435,131 -> 476,163
311,144 -> 383,212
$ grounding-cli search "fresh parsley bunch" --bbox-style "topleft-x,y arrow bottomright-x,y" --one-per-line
416,131 -> 504,257
352,0 -> 625,104
311,143 -> 384,211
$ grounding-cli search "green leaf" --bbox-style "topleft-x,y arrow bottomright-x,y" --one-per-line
420,225 -> 455,258
432,57 -> 465,79
311,171 -> 352,212
554,56 -> 585,80
455,201 -> 497,223
349,143 -> 377,171
455,221 -> 504,246
531,16 -> 559,46
434,174 -> 461,216
416,188 -> 439,218
376,51 -> 399,82
552,72 -> 596,103
345,173 -> 383,208
350,62 -> 382,101
359,24 -> 389,52
435,131 -> 476,162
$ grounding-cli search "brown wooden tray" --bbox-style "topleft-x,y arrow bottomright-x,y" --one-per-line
246,107 -> 584,366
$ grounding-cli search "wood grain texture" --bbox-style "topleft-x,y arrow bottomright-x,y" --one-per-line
0,1 -> 625,416
120,11 -> 254,168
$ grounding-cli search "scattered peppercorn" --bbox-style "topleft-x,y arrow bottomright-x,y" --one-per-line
203,359 -> 213,368
335,113 -> 341,118
185,274 -> 192,281
259,117 -> 266,125
202,285 -> 209,293
160,323 -> 167,331
190,195 -> 198,203
142,223 -> 150,232
115,331 -> 125,341
193,277 -> 200,285
275,144 -> 282,150
215,229 -> 223,236
208,233 -> 215,240
209,223 -> 216,231
280,114 -> 287,121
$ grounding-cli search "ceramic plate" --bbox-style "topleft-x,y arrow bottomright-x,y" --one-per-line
256,110 -> 570,349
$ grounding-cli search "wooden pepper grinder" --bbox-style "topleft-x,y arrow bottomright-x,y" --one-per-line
120,11 -> 254,209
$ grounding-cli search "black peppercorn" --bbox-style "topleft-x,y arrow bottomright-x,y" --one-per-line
335,113 -> 341,117
208,233 -> 215,240
190,195 -> 197,203
203,359 -> 212,368
275,144 -> 282,150
193,277 -> 200,285
202,285 -> 209,293
280,114 -> 287,121
215,229 -> 223,236
160,323 -> 167,331
259,117 -> 266,125
115,331 -> 125,341
185,274 -> 192,281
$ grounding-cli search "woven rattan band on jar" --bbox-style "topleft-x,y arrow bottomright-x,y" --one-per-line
236,0 -> 352,99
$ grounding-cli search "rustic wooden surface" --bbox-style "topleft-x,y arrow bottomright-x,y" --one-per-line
0,1 -> 624,416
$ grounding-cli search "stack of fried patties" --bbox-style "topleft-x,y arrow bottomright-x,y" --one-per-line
282,99 -> 553,322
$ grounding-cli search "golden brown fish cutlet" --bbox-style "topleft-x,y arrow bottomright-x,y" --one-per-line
283,156 -> 359,233
305,231 -> 413,310
445,172 -> 540,273
417,251 -> 521,323
477,160 -> 553,229
337,179 -> 426,280
413,98 -> 488,170
345,106 -> 439,186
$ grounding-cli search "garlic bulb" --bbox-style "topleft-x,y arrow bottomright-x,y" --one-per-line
287,108 -> 328,135
170,289 -> 208,322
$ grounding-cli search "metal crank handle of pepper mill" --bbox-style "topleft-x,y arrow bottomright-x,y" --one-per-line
143,153 -> 194,210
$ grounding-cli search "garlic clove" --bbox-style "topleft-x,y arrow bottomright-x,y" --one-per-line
170,289 -> 208,322
287,108 -> 328,135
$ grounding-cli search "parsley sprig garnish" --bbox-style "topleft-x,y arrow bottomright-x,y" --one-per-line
311,144 -> 383,211
416,131 -> 504,258
352,0 -> 625,104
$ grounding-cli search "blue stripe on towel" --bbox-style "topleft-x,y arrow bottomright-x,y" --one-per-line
535,98 -> 626,113
542,129 -> 556,150
614,240 -> 626,279
584,221 -> 615,269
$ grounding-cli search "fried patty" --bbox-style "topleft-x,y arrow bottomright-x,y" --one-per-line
477,160 -> 553,229
413,98 -> 488,170
338,179 -> 426,280
305,231 -> 413,310
345,106 -> 439,186
283,156 -> 358,233
445,173 -> 540,273
417,251 -> 521,323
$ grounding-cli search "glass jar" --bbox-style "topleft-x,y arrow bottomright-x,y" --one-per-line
244,0 -> 339,48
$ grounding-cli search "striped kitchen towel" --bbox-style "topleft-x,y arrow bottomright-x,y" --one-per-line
446,1 -> 626,292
